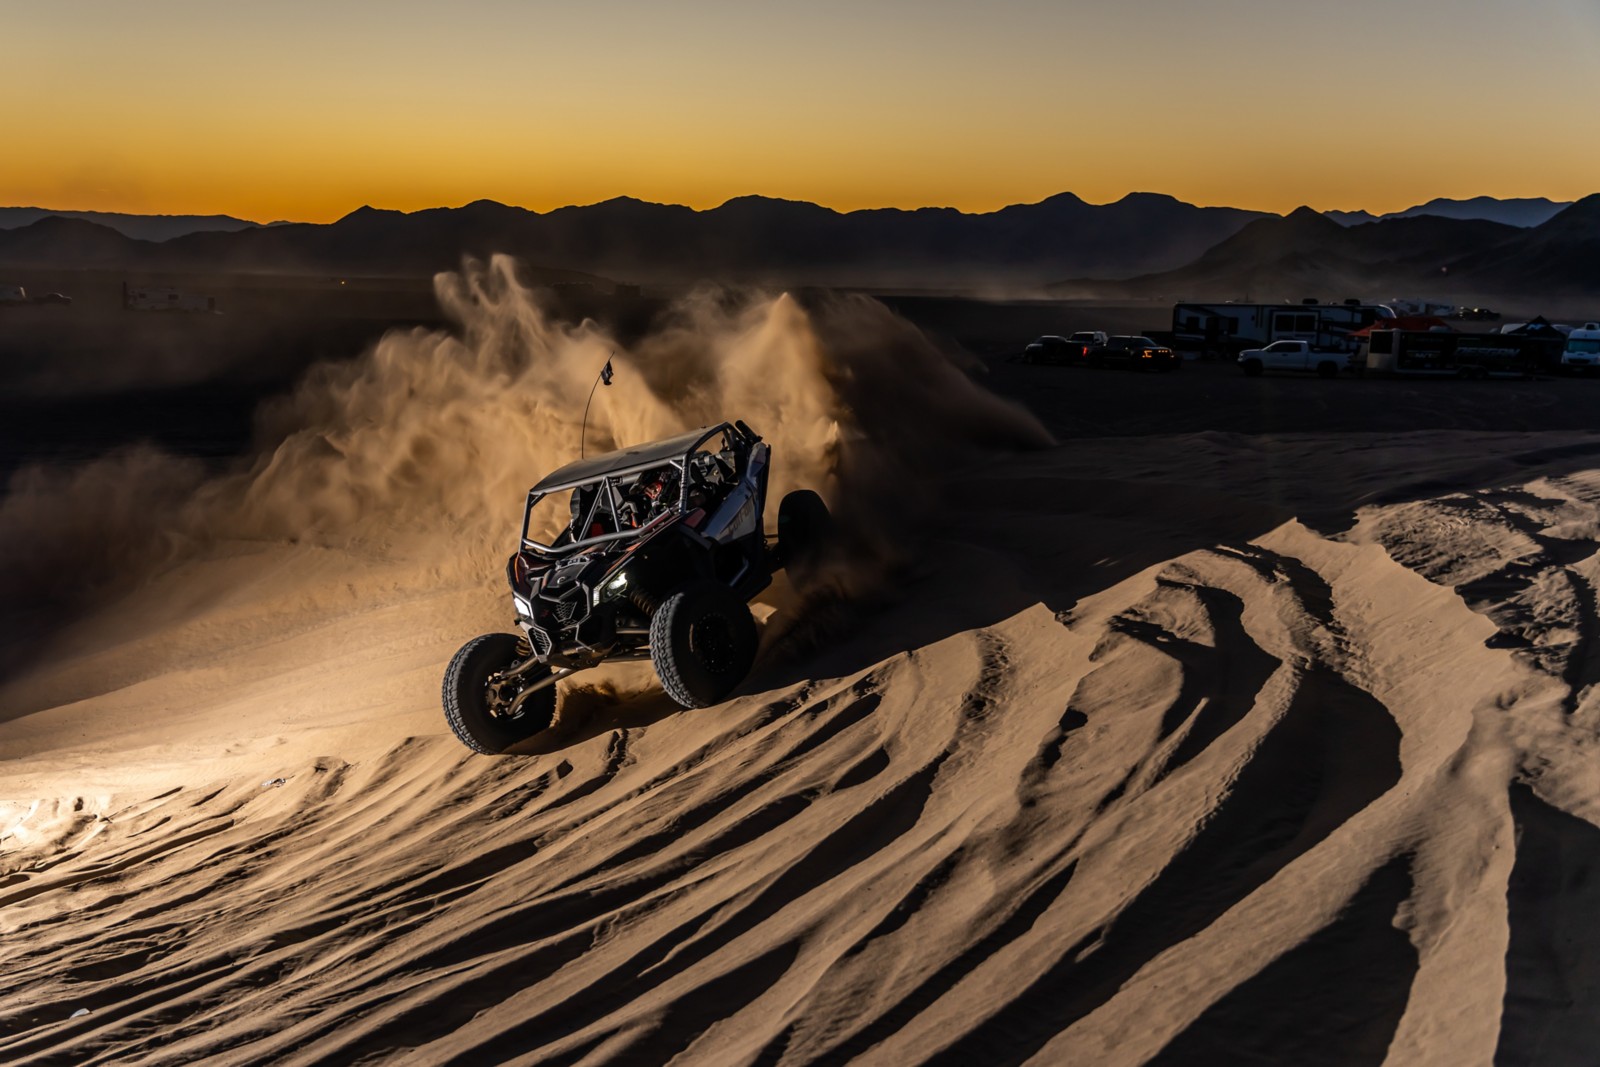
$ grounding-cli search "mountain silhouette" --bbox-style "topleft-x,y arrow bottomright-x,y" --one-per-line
1054,205 -> 1570,300
1443,194 -> 1600,296
0,207 -> 261,242
0,216 -> 146,265
0,194 -> 1267,288
1,191 -> 1595,298
1325,196 -> 1570,229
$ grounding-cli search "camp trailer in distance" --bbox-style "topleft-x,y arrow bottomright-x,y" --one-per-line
1361,329 -> 1556,378
1171,300 -> 1395,359
122,282 -> 218,313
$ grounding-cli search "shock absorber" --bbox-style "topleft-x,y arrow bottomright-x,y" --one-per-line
629,587 -> 661,618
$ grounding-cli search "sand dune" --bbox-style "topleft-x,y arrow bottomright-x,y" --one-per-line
3,274 -> 1599,1064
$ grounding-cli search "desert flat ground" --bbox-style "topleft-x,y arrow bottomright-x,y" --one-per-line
2,280 -> 1599,1065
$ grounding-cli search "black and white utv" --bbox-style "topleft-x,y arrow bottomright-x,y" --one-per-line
443,420 -> 831,754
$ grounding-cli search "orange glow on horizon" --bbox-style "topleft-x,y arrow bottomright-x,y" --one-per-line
5,0 -> 1597,225
10,172 -> 1597,229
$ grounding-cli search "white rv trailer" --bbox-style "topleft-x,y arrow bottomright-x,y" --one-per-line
1170,300 -> 1395,358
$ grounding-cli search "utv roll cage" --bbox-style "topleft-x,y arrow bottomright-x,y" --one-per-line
519,421 -> 758,557
442,415 -> 833,754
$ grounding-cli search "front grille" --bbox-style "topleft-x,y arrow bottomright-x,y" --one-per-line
545,584 -> 589,626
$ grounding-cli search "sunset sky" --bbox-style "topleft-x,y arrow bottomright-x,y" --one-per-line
5,0 -> 1598,222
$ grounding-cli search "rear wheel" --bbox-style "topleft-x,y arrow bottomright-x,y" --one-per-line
442,633 -> 557,755
1316,361 -> 1339,379
650,582 -> 759,708
777,489 -> 834,587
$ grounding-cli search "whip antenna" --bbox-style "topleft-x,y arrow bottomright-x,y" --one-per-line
579,352 -> 615,460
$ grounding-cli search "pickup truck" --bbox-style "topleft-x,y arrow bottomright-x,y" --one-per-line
1091,335 -> 1182,372
1237,340 -> 1349,378
1021,330 -> 1108,366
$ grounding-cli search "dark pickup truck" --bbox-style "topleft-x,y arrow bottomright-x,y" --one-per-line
1090,335 -> 1182,372
1021,331 -> 1110,365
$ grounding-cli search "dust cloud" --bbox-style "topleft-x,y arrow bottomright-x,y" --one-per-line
0,256 -> 1050,668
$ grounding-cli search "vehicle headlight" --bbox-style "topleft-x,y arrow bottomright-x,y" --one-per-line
593,570 -> 629,605
513,594 -> 534,619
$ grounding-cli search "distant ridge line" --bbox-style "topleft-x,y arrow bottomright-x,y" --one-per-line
1,191 -> 1595,297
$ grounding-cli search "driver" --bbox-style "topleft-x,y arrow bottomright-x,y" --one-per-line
619,467 -> 680,528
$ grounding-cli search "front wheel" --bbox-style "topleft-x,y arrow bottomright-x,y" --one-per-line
650,582 -> 758,708
1242,359 -> 1264,377
442,633 -> 557,754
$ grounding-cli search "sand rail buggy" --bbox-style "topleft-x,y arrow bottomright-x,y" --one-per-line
443,420 -> 831,754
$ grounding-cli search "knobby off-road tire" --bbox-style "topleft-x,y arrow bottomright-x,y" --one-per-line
443,633 -> 557,755
650,582 -> 758,709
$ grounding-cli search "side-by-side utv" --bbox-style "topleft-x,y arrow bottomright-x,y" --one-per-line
442,420 -> 830,754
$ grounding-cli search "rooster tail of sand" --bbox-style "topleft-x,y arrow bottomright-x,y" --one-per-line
0,257 -> 1051,674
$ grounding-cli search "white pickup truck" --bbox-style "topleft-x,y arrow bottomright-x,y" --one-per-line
1237,340 -> 1349,378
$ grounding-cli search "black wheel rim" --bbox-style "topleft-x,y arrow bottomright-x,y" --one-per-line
689,613 -> 736,675
486,660 -> 524,719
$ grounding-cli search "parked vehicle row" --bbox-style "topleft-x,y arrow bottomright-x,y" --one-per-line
1239,330 -> 1567,380
1021,333 -> 1181,372
1171,300 -> 1393,360
1020,302 -> 1599,383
